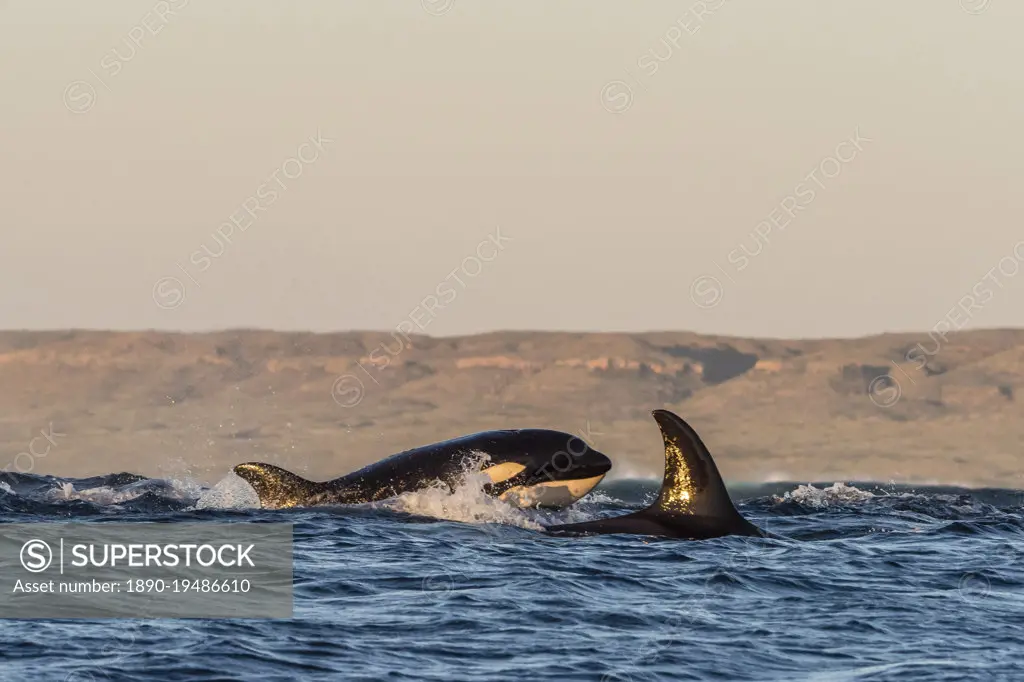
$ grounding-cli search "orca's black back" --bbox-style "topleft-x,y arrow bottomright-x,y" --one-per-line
324,429 -> 580,502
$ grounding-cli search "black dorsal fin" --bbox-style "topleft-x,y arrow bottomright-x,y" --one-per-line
542,410 -> 764,538
650,409 -> 740,519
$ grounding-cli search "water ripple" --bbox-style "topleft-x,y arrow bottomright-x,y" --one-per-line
0,473 -> 1021,680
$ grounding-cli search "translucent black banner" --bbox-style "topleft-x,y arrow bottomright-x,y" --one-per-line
0,523 -> 293,618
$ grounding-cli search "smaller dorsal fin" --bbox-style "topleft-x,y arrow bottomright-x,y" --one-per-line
233,463 -> 320,509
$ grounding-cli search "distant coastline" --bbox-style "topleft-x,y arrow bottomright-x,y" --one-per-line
1,328 -> 1021,488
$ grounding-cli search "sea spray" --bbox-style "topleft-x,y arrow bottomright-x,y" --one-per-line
384,469 -> 543,531
194,472 -> 261,510
45,477 -> 202,506
777,482 -> 876,508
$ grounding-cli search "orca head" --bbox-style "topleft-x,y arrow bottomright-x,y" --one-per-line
478,429 -> 613,509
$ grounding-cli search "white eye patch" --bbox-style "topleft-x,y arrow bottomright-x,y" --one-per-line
481,462 -> 527,484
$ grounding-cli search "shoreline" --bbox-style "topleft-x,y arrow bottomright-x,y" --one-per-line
2,328 -> 1021,488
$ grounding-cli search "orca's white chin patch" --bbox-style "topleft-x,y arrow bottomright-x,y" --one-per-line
498,475 -> 605,509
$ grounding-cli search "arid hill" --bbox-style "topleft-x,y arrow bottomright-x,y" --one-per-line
1,329 -> 1021,488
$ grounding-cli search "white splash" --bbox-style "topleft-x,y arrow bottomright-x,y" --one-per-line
572,489 -> 621,507
383,469 -> 543,531
0,481 -> 13,495
778,482 -> 875,508
161,477 -> 206,500
194,472 -> 261,510
46,478 -> 203,506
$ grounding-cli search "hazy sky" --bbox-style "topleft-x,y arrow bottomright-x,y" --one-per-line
2,1 -> 1022,338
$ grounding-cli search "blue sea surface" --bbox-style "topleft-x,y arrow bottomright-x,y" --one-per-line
1,472 -> 1022,681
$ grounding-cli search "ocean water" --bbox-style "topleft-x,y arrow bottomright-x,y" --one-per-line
1,471 -> 1022,682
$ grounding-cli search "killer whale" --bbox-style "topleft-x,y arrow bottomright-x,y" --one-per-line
544,410 -> 765,539
234,429 -> 612,510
